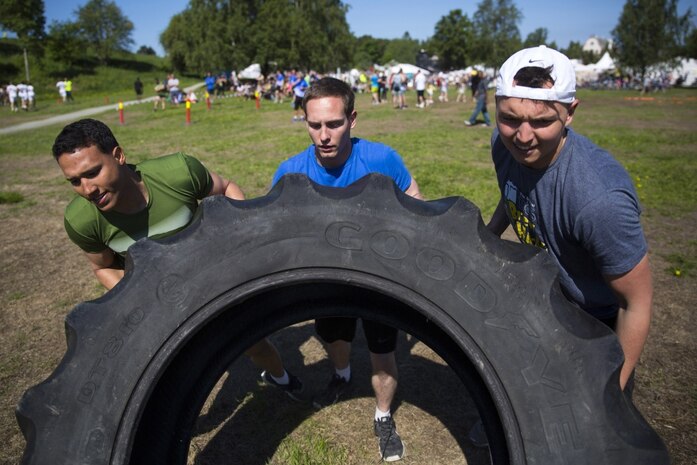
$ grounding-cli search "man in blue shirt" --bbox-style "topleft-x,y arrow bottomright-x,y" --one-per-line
204,72 -> 216,98
290,71 -> 309,122
272,77 -> 421,462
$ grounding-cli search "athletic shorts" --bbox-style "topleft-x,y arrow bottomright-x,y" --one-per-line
315,317 -> 397,354
417,90 -> 425,98
294,95 -> 303,110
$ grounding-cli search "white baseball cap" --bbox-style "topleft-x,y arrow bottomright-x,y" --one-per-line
495,45 -> 576,104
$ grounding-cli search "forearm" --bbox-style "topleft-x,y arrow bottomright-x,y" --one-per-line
606,254 -> 653,390
224,180 -> 245,200
93,267 -> 125,290
486,197 -> 509,237
615,305 -> 651,389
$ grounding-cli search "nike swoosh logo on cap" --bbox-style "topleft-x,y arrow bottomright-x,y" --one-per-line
528,59 -> 543,63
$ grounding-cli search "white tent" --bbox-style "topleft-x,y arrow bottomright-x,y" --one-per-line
673,58 -> 697,86
388,63 -> 430,77
593,52 -> 616,72
238,63 -> 262,80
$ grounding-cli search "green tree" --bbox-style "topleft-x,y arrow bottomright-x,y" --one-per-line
381,32 -> 420,64
161,0 -> 352,74
612,0 -> 693,78
353,35 -> 389,69
137,45 -> 157,55
686,27 -> 697,58
429,9 -> 474,70
45,20 -> 86,70
0,0 -> 45,46
562,40 -> 584,59
523,27 -> 549,48
76,0 -> 134,63
472,0 -> 522,69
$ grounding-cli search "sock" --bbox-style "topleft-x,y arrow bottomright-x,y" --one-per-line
269,370 -> 289,385
375,407 -> 391,421
335,365 -> 351,382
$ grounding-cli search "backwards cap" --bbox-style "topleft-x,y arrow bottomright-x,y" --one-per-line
495,45 -> 576,104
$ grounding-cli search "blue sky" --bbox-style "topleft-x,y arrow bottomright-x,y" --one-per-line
44,0 -> 696,57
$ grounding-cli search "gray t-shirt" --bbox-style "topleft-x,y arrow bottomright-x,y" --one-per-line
492,127 -> 647,318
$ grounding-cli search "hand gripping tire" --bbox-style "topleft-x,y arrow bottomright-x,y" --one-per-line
17,174 -> 669,465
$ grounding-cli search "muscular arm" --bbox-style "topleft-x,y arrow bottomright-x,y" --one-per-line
208,170 -> 245,200
486,196 -> 509,237
605,253 -> 653,390
85,249 -> 124,290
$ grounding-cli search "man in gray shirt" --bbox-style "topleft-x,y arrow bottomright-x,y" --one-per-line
475,45 -> 653,447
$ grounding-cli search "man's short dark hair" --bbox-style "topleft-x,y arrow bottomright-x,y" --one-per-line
52,118 -> 119,160
513,66 -> 555,89
302,77 -> 355,118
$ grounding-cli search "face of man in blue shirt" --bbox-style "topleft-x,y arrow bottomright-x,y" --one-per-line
305,96 -> 357,169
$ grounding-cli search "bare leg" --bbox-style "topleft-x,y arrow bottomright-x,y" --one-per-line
245,338 -> 284,378
325,339 -> 351,371
370,351 -> 398,412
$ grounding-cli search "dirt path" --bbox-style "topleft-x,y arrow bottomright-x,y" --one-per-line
0,83 -> 204,135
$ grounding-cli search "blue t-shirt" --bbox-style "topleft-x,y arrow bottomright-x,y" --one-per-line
293,78 -> 308,98
492,127 -> 647,318
272,138 -> 412,191
205,75 -> 216,92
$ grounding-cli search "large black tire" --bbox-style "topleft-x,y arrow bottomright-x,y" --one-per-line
17,174 -> 669,465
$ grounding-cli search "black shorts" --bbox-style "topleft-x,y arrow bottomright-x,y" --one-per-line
315,317 -> 397,354
294,95 -> 303,110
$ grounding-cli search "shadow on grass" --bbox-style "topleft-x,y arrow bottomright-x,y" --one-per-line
192,322 -> 491,464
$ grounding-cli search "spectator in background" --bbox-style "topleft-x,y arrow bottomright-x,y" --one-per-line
56,79 -> 67,103
464,71 -> 490,127
7,82 -> 18,112
456,77 -> 467,103
65,78 -> 74,102
438,74 -> 449,102
153,78 -> 167,111
378,73 -> 387,103
469,69 -> 480,99
204,72 -> 216,99
27,82 -> 35,110
167,73 -> 181,105
291,71 -> 308,122
414,70 -> 426,108
275,69 -> 285,104
17,82 -> 28,111
215,73 -> 228,98
370,70 -> 380,105
134,77 -> 144,101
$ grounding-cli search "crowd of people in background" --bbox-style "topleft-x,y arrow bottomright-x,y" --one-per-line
0,81 -> 36,112
0,62 -> 681,115
189,66 -> 487,118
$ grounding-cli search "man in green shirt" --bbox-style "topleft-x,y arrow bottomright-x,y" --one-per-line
52,118 -> 303,400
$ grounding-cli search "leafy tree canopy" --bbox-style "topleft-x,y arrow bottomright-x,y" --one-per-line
429,9 -> 474,70
0,0 -> 45,52
46,20 -> 86,70
162,0 -> 353,74
137,45 -> 157,56
76,0 -> 134,63
612,0 -> 693,77
472,0 -> 522,69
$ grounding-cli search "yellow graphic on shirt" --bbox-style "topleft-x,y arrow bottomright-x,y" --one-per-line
504,181 -> 546,250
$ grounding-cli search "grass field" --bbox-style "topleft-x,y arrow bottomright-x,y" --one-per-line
0,87 -> 696,464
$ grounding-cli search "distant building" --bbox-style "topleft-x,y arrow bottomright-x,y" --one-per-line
583,36 -> 613,55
